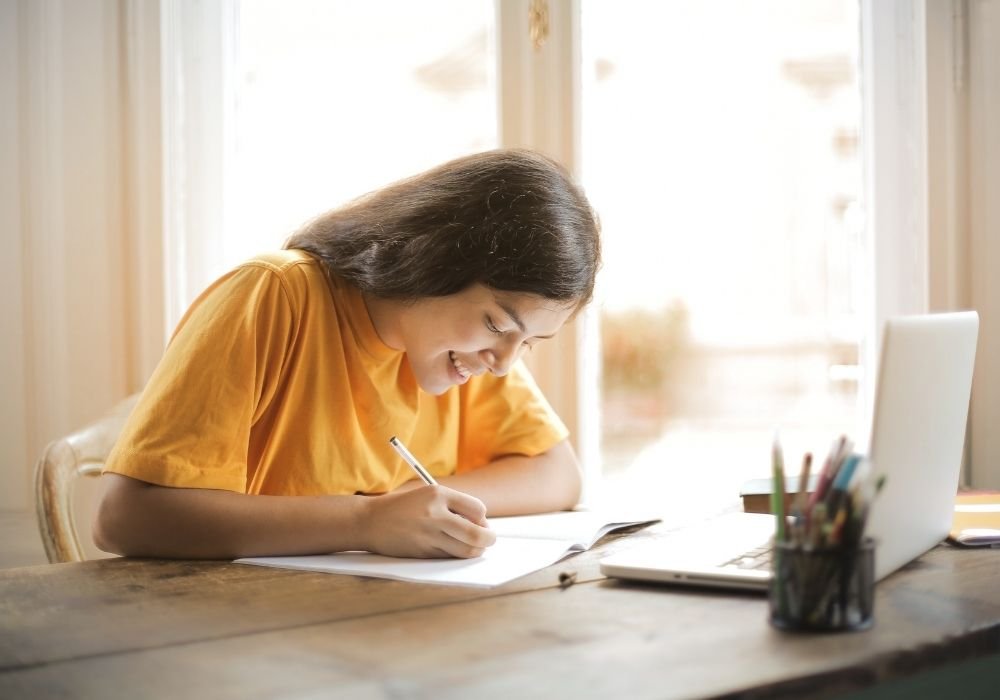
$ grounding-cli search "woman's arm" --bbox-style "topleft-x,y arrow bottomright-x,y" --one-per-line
93,473 -> 495,560
434,439 -> 583,516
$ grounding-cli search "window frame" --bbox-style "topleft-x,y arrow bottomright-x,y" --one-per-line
861,0 -> 1000,486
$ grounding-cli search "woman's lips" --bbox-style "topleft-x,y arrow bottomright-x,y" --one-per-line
449,351 -> 473,383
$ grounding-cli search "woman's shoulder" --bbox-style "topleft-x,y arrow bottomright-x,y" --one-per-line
227,249 -> 330,298
239,249 -> 318,276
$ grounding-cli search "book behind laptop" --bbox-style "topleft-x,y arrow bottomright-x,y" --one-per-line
740,474 -> 820,514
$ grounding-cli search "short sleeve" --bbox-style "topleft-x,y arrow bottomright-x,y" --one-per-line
104,263 -> 296,491
456,361 -> 570,472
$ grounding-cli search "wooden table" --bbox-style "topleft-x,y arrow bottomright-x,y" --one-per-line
2,523 -> 999,699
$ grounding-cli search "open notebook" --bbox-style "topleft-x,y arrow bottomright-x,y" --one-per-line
236,510 -> 658,588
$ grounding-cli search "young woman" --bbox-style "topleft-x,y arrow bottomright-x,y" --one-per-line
94,148 -> 601,561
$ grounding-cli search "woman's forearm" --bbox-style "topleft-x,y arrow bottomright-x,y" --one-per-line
93,473 -> 369,559
94,472 -> 495,560
437,439 -> 583,516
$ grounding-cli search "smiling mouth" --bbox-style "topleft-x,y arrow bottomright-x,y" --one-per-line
449,351 -> 478,380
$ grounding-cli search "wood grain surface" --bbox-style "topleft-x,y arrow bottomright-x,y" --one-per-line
1,526 -> 998,699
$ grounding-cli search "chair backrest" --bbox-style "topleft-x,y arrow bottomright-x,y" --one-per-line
34,394 -> 139,563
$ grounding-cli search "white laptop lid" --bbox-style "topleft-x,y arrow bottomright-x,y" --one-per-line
864,311 -> 979,580
600,311 -> 979,589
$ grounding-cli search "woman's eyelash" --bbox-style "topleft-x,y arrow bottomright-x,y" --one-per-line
486,318 -> 503,335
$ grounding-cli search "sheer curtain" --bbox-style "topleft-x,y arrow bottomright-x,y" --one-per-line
161,0 -> 498,334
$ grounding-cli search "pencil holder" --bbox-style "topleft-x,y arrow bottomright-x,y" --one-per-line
768,537 -> 875,632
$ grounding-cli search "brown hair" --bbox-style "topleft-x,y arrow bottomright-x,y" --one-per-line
284,149 -> 601,308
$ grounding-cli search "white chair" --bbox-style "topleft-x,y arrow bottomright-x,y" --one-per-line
33,394 -> 138,562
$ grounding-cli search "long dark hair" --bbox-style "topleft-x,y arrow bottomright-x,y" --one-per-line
284,149 -> 601,308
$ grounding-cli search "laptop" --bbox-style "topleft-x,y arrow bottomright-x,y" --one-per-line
600,311 -> 980,591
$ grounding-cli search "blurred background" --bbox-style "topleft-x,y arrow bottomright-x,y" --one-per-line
2,0 -> 998,564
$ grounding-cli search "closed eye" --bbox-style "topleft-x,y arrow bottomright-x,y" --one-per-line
485,316 -> 504,336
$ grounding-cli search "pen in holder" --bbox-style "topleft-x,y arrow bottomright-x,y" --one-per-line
768,434 -> 883,633
769,537 -> 875,632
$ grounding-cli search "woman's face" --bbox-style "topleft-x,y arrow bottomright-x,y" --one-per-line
380,285 -> 575,396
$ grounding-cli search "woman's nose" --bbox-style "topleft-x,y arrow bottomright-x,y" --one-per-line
480,343 -> 519,377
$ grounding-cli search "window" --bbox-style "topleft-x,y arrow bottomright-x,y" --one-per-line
581,1 -> 863,516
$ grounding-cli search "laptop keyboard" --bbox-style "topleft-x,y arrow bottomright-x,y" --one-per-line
721,543 -> 773,570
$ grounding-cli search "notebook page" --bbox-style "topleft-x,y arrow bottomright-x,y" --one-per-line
237,537 -> 574,588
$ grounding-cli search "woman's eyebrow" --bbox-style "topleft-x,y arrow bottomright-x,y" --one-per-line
496,301 -> 556,340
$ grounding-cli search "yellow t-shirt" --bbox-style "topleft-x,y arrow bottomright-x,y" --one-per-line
105,250 -> 569,495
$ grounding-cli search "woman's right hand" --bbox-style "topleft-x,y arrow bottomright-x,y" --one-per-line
359,485 -> 496,559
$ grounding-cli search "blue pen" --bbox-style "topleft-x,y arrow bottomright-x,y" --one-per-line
831,453 -> 860,491
824,454 -> 860,531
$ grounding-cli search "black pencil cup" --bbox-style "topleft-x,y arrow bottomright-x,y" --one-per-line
769,537 -> 875,632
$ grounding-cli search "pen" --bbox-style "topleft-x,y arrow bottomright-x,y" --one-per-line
795,453 -> 813,511
389,435 -> 438,486
828,502 -> 849,546
771,433 -> 787,543
853,473 -> 886,541
770,432 -> 791,618
824,453 -> 860,520
830,452 -> 860,492
810,502 -> 828,547
808,435 -> 847,510
790,452 -> 812,544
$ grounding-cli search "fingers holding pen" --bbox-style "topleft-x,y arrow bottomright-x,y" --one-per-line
384,436 -> 493,557
426,485 -> 496,557
360,484 -> 495,559
440,493 -> 496,553
443,487 -> 490,528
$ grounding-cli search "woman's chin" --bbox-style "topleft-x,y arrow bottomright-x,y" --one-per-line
414,355 -> 469,394
416,375 -> 453,396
